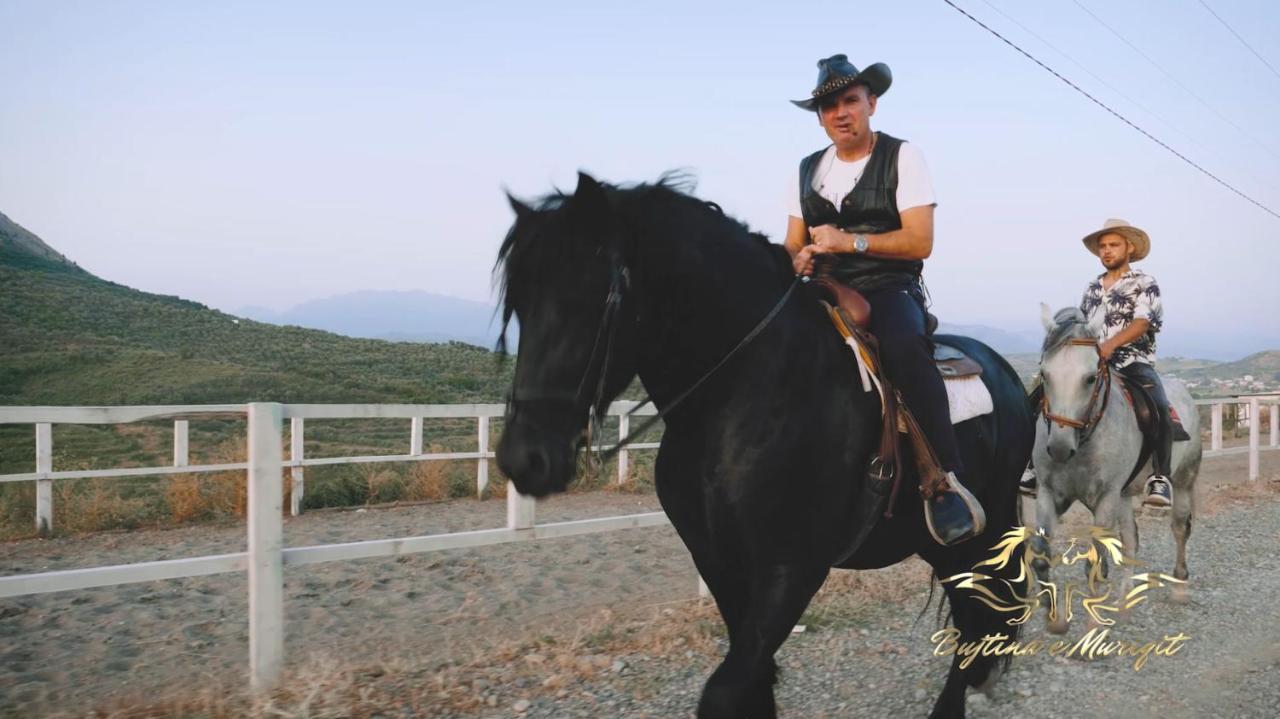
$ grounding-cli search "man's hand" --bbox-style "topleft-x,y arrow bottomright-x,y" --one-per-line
1098,337 -> 1119,360
808,224 -> 853,253
792,243 -> 831,276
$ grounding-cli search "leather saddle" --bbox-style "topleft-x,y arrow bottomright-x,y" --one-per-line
811,276 -> 982,379
1116,373 -> 1192,491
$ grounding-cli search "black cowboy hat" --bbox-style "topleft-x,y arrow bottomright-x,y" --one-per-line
791,54 -> 892,111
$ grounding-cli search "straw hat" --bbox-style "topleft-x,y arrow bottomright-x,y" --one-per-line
1081,218 -> 1150,261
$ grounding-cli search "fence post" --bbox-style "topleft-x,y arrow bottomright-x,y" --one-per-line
247,402 -> 285,692
617,412 -> 630,485
35,423 -> 52,536
507,482 -> 535,530
290,417 -> 305,517
410,416 -> 424,456
477,416 -> 490,497
1271,403 -> 1278,448
173,420 -> 189,467
1211,403 -> 1223,451
1249,397 -> 1260,481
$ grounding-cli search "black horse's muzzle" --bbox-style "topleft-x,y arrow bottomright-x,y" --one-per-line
495,417 -> 580,497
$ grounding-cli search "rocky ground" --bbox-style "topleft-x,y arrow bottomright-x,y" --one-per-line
1,450 -> 1277,718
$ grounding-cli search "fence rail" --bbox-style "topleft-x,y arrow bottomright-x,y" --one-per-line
0,395 -> 1277,692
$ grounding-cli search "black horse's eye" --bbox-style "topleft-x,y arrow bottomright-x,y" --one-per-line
1086,376 -> 1096,384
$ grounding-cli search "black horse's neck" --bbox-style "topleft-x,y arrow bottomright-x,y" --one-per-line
612,187 -> 820,420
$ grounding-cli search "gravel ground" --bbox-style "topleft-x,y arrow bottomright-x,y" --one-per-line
1,451 -> 1277,718
474,451 -> 1280,719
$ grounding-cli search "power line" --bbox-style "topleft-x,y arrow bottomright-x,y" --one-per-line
942,0 -> 1280,222
1069,0 -> 1280,162
1197,0 -> 1280,83
977,0 -> 1206,152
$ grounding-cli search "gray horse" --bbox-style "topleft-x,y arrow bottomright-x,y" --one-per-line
1028,306 -> 1201,624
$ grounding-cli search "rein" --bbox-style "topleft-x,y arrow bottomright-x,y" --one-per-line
1041,338 -> 1112,442
601,273 -> 803,461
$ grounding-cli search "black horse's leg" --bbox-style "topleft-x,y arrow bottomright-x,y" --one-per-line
922,552 -> 1027,719
697,563 -> 829,719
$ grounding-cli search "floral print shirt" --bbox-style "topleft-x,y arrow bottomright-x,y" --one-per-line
1080,269 -> 1162,369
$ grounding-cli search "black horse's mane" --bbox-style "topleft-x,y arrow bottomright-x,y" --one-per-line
493,172 -> 781,353
1042,307 -> 1095,355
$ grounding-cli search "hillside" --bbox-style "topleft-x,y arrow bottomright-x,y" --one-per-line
0,246 -> 510,408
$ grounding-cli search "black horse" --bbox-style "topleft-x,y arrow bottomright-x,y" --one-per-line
494,172 -> 1033,718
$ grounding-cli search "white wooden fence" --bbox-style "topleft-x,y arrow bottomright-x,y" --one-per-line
0,396 -> 1276,692
0,401 -> 662,690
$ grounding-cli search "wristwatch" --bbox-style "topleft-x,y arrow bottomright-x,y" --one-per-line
853,233 -> 870,253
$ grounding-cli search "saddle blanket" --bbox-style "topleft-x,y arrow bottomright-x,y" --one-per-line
944,374 -> 994,425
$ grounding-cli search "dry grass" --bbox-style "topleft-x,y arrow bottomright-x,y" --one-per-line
404,450 -> 452,502
1199,474 -> 1280,516
162,438 -> 251,523
53,478 -> 151,533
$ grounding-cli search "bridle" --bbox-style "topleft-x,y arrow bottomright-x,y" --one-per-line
506,259 -> 802,462
1041,338 -> 1112,442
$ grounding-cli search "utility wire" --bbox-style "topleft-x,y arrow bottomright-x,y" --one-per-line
1069,0 -> 1280,162
1197,0 -> 1280,83
977,0 -> 1206,152
942,0 -> 1280,221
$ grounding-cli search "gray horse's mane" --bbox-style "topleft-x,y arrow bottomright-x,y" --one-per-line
1042,307 -> 1096,356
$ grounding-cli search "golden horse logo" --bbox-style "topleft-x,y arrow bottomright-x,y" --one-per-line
942,527 -> 1186,627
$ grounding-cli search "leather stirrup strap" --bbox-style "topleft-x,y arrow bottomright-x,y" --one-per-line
897,402 -> 951,500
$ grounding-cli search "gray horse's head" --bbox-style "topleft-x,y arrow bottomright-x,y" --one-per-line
1039,305 -> 1101,461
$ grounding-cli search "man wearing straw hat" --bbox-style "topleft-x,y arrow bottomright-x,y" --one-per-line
1021,219 -> 1175,507
784,54 -> 985,545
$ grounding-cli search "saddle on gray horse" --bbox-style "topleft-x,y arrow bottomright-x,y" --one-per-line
1119,374 -> 1192,491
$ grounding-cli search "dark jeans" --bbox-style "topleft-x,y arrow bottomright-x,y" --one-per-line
1119,362 -> 1173,477
865,284 -> 963,474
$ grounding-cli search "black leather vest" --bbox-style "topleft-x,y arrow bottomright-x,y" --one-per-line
798,131 -> 923,292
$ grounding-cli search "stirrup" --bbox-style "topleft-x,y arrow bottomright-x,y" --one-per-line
924,472 -> 987,546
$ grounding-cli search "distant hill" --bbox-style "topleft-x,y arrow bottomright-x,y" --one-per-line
0,216 -> 511,408
236,290 -> 508,349
1165,351 -> 1280,394
937,321 -> 1040,354
0,211 -> 90,275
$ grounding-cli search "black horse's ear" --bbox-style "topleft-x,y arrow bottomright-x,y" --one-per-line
505,189 -> 533,218
572,171 -> 609,212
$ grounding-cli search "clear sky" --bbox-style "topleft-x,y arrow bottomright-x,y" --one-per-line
2,0 -> 1277,358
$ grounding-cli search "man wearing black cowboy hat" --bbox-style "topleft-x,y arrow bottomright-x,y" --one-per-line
784,54 -> 984,545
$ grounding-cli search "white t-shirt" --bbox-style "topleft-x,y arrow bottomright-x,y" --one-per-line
786,141 -> 937,219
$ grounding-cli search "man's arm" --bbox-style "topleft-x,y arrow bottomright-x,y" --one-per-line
807,204 -> 935,260
1100,318 -> 1150,360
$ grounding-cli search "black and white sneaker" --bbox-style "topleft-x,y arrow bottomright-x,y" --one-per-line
1019,467 -> 1037,496
1143,476 -> 1172,508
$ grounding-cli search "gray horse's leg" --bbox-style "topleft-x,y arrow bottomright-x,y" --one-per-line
1170,479 -> 1193,581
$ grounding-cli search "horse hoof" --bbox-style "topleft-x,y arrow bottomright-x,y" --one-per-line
975,663 -> 1004,697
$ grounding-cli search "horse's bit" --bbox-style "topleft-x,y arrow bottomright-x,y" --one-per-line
1041,338 -> 1112,442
